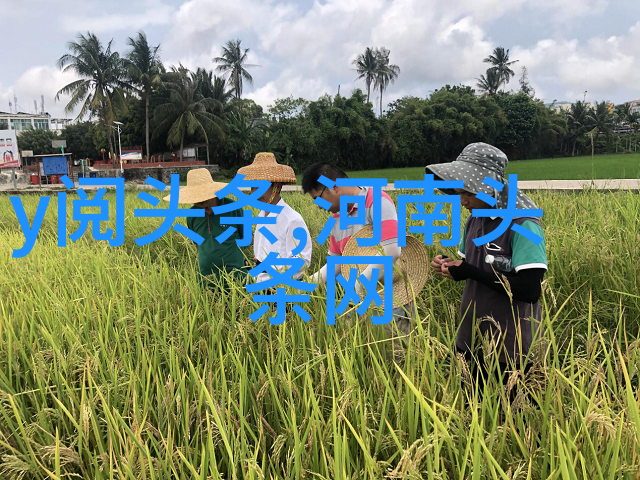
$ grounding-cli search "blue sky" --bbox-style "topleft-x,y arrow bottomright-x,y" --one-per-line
1,0 -> 639,119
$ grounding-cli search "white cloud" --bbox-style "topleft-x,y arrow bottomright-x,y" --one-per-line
512,20 -> 640,103
246,75 -> 331,111
0,66 -> 80,119
61,1 -> 176,33
5,0 -> 639,122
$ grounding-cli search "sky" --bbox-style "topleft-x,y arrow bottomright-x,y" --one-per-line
1,0 -> 639,120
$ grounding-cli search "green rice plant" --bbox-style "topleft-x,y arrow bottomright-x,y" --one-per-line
0,189 -> 638,479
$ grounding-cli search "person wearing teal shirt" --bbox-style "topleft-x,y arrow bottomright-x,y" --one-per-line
165,168 -> 249,291
427,143 -> 548,402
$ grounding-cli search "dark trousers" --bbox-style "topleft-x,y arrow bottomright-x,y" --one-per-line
457,348 -> 532,403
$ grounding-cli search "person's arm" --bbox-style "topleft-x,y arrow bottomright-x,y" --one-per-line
310,260 -> 342,285
443,261 -> 545,304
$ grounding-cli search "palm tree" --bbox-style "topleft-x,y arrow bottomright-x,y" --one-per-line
352,47 -> 378,103
226,110 -> 259,167
125,31 -> 164,161
194,68 -> 234,112
56,32 -> 131,160
153,66 -> 224,161
374,47 -> 400,116
483,47 -> 518,91
591,101 -> 613,154
211,76 -> 235,106
213,39 -> 258,99
565,101 -> 594,156
476,68 -> 501,95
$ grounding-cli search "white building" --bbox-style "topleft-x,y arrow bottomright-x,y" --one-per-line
50,118 -> 74,131
0,112 -> 51,131
628,100 -> 640,115
550,101 -> 573,113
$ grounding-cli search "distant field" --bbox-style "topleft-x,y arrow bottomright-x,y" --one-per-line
209,153 -> 640,185
343,153 -> 640,183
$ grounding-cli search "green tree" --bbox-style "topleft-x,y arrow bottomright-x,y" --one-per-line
518,66 -> 535,98
15,129 -> 57,155
194,68 -> 235,108
56,32 -> 132,160
495,93 -> 539,159
591,101 -> 614,154
352,47 -> 378,104
153,67 -> 224,161
374,47 -> 400,116
125,31 -> 164,160
387,86 -> 505,166
61,121 -> 101,159
483,47 -> 518,91
532,102 -> 567,158
565,101 -> 594,156
226,111 -> 260,167
213,39 -> 258,99
268,96 -> 308,121
476,68 -> 501,96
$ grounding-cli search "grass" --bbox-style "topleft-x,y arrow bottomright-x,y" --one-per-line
0,189 -> 639,478
209,153 -> 640,184
341,153 -> 640,183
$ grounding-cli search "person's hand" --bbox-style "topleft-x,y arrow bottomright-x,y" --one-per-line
440,259 -> 463,280
430,255 -> 448,275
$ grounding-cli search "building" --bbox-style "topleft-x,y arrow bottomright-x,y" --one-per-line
628,99 -> 640,115
0,112 -> 51,131
50,118 -> 74,131
549,101 -> 573,113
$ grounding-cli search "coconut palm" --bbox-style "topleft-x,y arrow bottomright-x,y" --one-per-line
125,31 -> 164,160
374,47 -> 400,116
591,101 -> 614,154
56,32 -> 132,160
226,110 -> 260,167
213,39 -> 258,99
483,47 -> 518,91
476,68 -> 502,95
194,68 -> 235,113
153,66 -> 224,161
565,101 -> 594,156
352,47 -> 378,104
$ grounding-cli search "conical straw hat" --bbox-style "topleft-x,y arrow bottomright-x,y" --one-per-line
237,152 -> 297,184
341,225 -> 430,308
162,168 -> 229,204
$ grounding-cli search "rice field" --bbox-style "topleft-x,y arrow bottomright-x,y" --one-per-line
0,189 -> 639,479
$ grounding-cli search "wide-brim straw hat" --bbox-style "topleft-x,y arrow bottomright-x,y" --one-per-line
237,152 -> 297,184
162,168 -> 229,204
341,225 -> 430,308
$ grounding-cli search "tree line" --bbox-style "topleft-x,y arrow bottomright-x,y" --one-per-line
16,32 -> 640,174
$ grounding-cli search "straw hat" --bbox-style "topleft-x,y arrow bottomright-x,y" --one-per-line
237,152 -> 297,184
341,225 -> 430,308
162,168 -> 229,204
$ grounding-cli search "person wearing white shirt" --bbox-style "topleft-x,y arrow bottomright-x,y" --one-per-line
237,152 -> 312,285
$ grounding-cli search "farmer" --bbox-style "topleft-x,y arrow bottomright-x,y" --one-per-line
427,142 -> 548,401
302,163 -> 422,348
237,152 -> 312,285
164,168 -> 249,291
